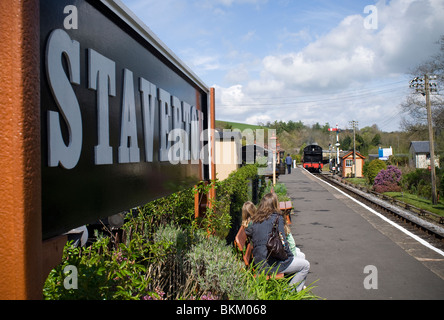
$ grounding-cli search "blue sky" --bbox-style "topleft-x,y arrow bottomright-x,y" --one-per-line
121,0 -> 444,132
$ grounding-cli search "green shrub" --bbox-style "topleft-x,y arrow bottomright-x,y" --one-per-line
43,231 -> 151,300
401,168 -> 436,199
44,164 -> 319,301
185,233 -> 252,300
263,181 -> 289,201
365,159 -> 387,185
212,164 -> 259,238
244,269 -> 319,300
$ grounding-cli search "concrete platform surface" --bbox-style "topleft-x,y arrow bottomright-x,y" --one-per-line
279,167 -> 444,300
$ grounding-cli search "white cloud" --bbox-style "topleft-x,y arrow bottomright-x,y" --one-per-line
215,0 -> 444,131
215,84 -> 253,115
281,0 -> 441,87
224,64 -> 250,84
199,0 -> 268,11
245,114 -> 271,125
122,0 -> 444,131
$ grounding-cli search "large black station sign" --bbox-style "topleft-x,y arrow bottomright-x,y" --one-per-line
40,0 -> 210,239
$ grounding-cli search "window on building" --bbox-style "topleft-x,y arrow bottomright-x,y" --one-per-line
345,159 -> 353,167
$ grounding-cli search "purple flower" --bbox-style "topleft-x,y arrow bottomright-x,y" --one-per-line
373,165 -> 402,192
142,287 -> 165,300
200,291 -> 219,300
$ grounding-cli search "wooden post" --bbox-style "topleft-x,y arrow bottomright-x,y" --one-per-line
424,75 -> 438,205
209,88 -> 216,203
0,0 -> 43,299
194,88 -> 216,218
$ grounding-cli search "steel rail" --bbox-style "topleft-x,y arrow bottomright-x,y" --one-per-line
313,172 -> 444,241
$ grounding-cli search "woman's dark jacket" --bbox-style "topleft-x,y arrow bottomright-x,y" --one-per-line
245,212 -> 294,274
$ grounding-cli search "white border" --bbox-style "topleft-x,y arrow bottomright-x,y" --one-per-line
311,171 -> 444,257
100,0 -> 209,93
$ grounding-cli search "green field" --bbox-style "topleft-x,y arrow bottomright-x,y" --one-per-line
216,120 -> 265,131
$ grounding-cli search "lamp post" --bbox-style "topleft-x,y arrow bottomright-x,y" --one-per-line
409,75 -> 439,204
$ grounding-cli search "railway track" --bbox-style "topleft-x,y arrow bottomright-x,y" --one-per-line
311,172 -> 444,250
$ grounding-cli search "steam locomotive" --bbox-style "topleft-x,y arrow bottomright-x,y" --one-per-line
302,144 -> 323,173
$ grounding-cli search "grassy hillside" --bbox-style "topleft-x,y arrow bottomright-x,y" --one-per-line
215,120 -> 265,131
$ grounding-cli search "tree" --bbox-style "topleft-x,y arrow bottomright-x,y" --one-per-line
312,122 -> 321,130
340,136 -> 352,151
356,134 -> 367,154
322,123 -> 331,134
371,133 -> 381,146
401,35 -> 444,139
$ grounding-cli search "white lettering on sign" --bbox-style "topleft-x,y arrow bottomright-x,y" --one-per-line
46,29 -> 82,169
139,77 -> 157,162
119,68 -> 140,163
46,29 -> 204,169
158,88 -> 172,162
88,48 -> 116,165
190,105 -> 200,163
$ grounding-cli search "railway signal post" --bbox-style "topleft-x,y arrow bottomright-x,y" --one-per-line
328,125 -> 341,174
349,120 -> 358,178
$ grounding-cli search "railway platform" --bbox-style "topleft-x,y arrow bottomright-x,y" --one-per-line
279,167 -> 444,300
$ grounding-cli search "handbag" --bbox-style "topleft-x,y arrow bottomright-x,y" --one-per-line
266,215 -> 288,260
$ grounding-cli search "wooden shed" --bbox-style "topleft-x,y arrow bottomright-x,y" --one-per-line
341,151 -> 366,178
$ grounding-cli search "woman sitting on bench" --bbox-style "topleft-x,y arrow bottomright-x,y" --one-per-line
245,192 -> 310,291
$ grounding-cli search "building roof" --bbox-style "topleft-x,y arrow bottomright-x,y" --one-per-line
410,141 -> 430,154
341,151 -> 365,159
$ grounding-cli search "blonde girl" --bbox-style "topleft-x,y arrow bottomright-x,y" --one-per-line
242,201 -> 256,228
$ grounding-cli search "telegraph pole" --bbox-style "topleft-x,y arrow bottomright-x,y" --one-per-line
349,120 -> 358,177
425,75 -> 438,205
409,75 -> 438,204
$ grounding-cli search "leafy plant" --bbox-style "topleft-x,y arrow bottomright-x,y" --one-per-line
264,181 -> 289,201
185,232 -> 252,300
43,232 -> 152,300
401,168 -> 443,200
244,268 -> 319,300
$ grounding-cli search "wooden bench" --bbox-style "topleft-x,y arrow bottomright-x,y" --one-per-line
234,226 -> 284,279
279,201 -> 293,225
234,225 -> 248,251
264,173 -> 280,181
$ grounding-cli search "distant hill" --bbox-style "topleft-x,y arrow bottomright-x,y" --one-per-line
214,119 -> 417,158
215,120 -> 265,131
